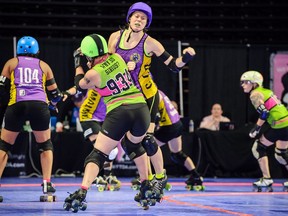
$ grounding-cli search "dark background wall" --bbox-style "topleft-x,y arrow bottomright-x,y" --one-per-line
1,0 -> 288,128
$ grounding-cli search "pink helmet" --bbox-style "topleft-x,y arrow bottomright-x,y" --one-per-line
126,2 -> 152,28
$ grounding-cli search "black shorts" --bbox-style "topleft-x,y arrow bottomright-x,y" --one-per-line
101,103 -> 150,141
154,121 -> 183,143
3,101 -> 50,132
264,126 -> 288,142
80,120 -> 102,140
146,90 -> 160,123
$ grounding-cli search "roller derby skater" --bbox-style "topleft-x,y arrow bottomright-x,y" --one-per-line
154,90 -> 204,191
64,33 -> 156,211
40,180 -> 56,202
240,71 -> 288,192
63,188 -> 87,213
109,0 -> 194,201
253,178 -> 273,192
134,180 -> 156,210
0,36 -> 61,202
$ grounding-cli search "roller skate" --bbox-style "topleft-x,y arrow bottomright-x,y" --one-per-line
185,176 -> 205,191
134,180 -> 156,210
150,171 -> 168,202
63,188 -> 87,213
92,176 -> 108,192
253,177 -> 273,192
283,181 -> 288,192
40,180 -> 56,202
105,174 -> 121,191
131,176 -> 141,190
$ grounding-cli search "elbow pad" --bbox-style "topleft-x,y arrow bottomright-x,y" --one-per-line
74,74 -> 87,94
257,104 -> 269,120
0,75 -> 11,97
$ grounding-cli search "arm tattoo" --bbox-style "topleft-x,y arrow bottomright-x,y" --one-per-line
250,92 -> 264,108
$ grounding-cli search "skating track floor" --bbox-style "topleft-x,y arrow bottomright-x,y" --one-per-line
0,177 -> 287,215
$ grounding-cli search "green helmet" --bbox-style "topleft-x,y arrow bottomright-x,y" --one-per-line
80,34 -> 108,58
240,70 -> 263,86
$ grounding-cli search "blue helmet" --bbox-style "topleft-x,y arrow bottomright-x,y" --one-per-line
126,2 -> 152,28
17,36 -> 39,55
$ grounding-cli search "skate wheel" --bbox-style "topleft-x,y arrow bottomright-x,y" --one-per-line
131,184 -> 139,190
98,186 -> 105,192
140,200 -> 149,210
185,185 -> 193,191
165,183 -> 172,191
109,185 -> 115,191
63,202 -> 71,211
193,185 -> 205,191
149,199 -> 156,206
0,196 -> 3,202
267,187 -> 273,192
145,190 -> 153,199
79,203 -> 87,211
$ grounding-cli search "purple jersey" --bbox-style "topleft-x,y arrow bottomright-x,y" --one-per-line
115,30 -> 158,100
79,89 -> 106,122
158,90 -> 180,126
8,56 -> 47,105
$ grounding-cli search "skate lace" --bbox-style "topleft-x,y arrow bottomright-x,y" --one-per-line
152,176 -> 167,193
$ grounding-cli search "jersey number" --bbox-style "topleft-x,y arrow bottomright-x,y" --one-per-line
106,69 -> 133,95
18,67 -> 40,84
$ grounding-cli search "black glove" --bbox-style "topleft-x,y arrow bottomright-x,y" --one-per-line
249,124 -> 261,138
73,49 -> 81,69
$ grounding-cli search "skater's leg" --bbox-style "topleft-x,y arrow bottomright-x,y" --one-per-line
252,139 -> 273,178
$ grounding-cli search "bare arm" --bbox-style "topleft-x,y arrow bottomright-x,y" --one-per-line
250,91 -> 266,126
108,31 -> 121,54
145,36 -> 196,69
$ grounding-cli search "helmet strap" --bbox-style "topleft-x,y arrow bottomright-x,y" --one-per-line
126,26 -> 142,42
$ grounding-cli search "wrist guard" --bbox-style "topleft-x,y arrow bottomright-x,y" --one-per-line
182,52 -> 194,63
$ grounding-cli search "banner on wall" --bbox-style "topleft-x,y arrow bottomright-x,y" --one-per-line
270,52 -> 288,108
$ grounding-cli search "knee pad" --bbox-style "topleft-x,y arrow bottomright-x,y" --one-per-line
37,139 -> 53,153
251,140 -> 267,159
170,151 -> 188,166
275,148 -> 288,166
141,133 -> 159,156
121,135 -> 146,160
84,148 -> 108,169
0,139 -> 12,153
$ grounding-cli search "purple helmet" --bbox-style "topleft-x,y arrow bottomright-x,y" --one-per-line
126,2 -> 152,28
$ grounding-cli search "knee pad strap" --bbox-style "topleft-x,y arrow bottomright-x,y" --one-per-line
170,151 -> 188,166
0,139 -> 12,153
37,139 -> 53,153
121,135 -> 146,160
275,148 -> 288,166
84,148 -> 108,169
141,133 -> 159,156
